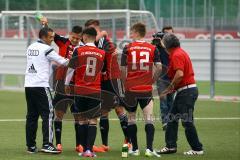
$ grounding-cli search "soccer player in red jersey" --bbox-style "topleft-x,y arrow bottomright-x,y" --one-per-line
65,27 -> 105,157
85,19 -> 130,152
53,26 -> 84,153
40,17 -> 83,152
121,23 -> 162,157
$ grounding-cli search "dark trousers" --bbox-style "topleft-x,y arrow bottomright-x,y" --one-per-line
25,87 -> 54,147
157,79 -> 173,124
165,87 -> 203,151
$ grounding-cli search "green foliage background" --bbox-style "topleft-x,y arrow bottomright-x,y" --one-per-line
0,0 -> 238,18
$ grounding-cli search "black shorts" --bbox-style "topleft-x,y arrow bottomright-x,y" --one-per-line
52,93 -> 78,113
74,94 -> 101,113
122,91 -> 153,112
101,79 -> 124,97
101,79 -> 125,106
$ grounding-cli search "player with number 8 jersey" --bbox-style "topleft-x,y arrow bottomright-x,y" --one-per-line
84,19 -> 130,152
69,42 -> 105,96
65,27 -> 105,157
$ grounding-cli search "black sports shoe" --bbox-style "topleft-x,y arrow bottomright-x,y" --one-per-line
157,147 -> 177,154
27,146 -> 38,154
41,144 -> 61,154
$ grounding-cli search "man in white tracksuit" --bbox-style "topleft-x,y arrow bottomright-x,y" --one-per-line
24,27 -> 68,154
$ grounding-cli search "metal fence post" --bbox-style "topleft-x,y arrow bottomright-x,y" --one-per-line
19,16 -> 24,39
192,0 -> 195,28
175,0 -> 178,27
26,16 -> 31,47
126,0 -> 129,9
170,0 -> 174,26
1,14 -> 6,38
210,7 -> 215,98
238,0 -> 240,32
112,17 -> 116,44
183,0 -> 186,28
204,0 -> 207,28
36,0 -> 40,10
154,0 -> 160,26
0,75 -> 3,89
67,0 -> 72,33
126,10 -> 130,39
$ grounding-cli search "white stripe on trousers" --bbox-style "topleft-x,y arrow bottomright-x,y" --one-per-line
44,87 -> 54,144
98,38 -> 104,48
117,78 -> 124,97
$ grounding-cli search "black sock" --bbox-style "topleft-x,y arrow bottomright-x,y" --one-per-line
86,124 -> 97,152
78,124 -> 88,150
118,114 -> 129,142
74,122 -> 80,146
54,121 -> 62,145
128,124 -> 138,151
145,123 -> 155,151
100,117 -> 109,146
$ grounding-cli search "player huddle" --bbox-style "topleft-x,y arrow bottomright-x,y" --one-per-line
24,16 -> 203,158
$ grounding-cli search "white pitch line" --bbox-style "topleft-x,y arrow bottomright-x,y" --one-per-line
0,117 -> 240,122
194,117 -> 240,120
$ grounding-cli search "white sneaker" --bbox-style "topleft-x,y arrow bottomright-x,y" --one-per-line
79,150 -> 97,157
145,149 -> 161,157
184,150 -> 204,155
162,123 -> 167,131
129,149 -> 140,156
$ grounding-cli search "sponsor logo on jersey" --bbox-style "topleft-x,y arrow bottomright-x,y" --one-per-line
28,64 -> 37,73
28,49 -> 39,56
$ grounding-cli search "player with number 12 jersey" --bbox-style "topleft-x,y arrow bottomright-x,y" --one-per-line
122,41 -> 160,92
120,23 -> 161,157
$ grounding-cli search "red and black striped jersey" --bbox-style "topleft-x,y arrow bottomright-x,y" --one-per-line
68,44 -> 105,95
121,40 -> 161,92
54,33 -> 77,81
96,36 -> 121,80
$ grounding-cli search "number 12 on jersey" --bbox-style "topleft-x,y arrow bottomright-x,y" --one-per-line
131,51 -> 150,71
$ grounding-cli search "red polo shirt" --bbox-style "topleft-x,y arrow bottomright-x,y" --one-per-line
168,47 -> 196,89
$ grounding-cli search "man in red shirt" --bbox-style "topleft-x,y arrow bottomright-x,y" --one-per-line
85,19 -> 130,152
121,23 -> 161,157
40,17 -> 83,152
158,33 -> 203,155
65,27 -> 105,157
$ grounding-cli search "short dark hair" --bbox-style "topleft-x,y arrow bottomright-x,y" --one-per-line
82,27 -> 97,37
85,19 -> 100,27
72,25 -> 82,34
39,27 -> 53,38
162,33 -> 180,49
131,22 -> 146,37
162,25 -> 174,33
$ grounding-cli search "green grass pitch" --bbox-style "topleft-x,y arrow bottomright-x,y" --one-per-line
3,75 -> 240,96
0,90 -> 239,160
